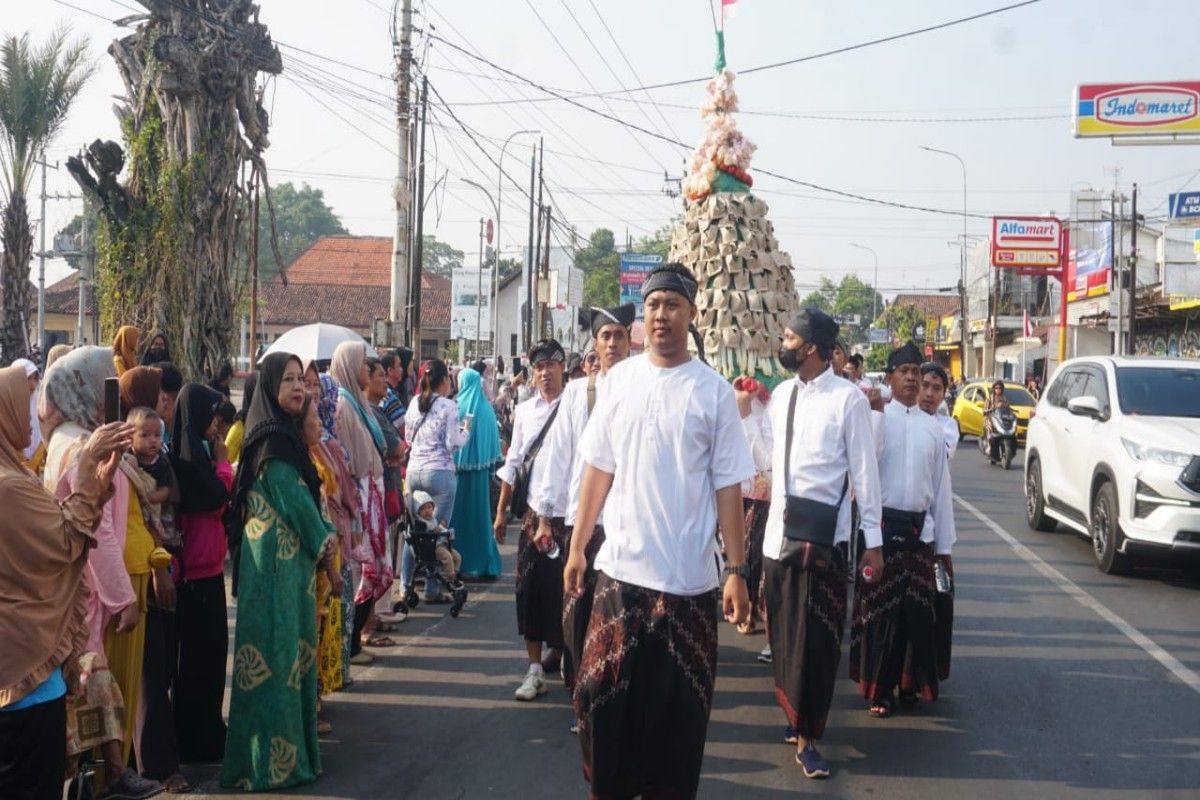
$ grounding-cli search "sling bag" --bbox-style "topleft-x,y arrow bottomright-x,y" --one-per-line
779,384 -> 847,571
509,402 -> 561,519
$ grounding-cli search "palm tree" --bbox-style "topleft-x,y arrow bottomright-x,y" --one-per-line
0,28 -> 93,364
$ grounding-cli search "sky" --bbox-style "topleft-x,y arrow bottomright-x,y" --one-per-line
12,0 -> 1200,300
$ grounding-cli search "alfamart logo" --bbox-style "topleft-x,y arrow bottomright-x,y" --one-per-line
1096,85 -> 1199,127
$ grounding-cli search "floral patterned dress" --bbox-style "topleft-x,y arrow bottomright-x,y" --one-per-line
221,460 -> 334,791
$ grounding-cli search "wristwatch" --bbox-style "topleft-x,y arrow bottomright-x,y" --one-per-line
722,562 -> 750,582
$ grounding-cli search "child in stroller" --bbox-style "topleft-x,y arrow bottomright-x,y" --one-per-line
403,491 -> 469,617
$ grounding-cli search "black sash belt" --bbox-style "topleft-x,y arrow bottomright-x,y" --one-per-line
882,507 -> 927,546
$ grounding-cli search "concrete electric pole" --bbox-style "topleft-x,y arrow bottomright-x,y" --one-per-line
388,0 -> 414,340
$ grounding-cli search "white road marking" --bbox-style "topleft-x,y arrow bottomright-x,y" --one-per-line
954,493 -> 1200,697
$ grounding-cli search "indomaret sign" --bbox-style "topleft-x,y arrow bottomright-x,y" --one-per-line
991,216 -> 1064,269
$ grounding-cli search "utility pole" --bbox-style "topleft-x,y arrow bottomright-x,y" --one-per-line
410,76 -> 428,348
77,209 -> 89,345
36,153 -> 54,354
1129,182 -> 1138,351
388,0 -> 414,339
541,205 -> 553,338
524,145 -> 538,354
476,217 -> 485,361
250,172 -> 260,361
1115,192 -> 1125,355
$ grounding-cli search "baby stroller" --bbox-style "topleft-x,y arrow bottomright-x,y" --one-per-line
399,523 -> 469,618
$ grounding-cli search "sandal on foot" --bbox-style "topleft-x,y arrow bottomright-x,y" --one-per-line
365,634 -> 397,647
317,719 -> 333,735
868,699 -> 894,718
163,773 -> 191,794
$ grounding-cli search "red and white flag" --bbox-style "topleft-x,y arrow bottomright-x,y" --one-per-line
1023,309 -> 1032,338
721,0 -> 739,26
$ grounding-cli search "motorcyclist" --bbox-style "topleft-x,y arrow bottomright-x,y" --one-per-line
982,381 -> 1009,463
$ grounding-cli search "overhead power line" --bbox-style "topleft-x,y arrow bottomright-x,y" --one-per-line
441,0 -> 1044,104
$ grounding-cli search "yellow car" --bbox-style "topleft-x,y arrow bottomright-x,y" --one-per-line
951,381 -> 1037,443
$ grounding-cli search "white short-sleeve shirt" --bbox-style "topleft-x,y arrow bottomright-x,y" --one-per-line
580,354 -> 755,596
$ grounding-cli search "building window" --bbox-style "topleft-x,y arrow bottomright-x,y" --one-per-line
420,338 -> 439,359
510,334 -> 517,358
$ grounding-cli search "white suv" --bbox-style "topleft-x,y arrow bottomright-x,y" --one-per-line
1024,356 -> 1200,573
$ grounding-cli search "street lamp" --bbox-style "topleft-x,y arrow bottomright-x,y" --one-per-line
849,242 -> 879,324
461,178 -> 498,364
920,145 -> 969,379
497,129 -> 539,364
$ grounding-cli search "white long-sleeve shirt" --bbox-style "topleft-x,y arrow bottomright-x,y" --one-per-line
579,354 -> 755,596
740,398 -> 772,498
535,373 -> 608,527
880,400 -> 957,555
496,391 -> 563,518
762,367 -> 884,560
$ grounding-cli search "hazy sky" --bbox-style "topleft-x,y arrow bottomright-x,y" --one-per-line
14,0 -> 1200,297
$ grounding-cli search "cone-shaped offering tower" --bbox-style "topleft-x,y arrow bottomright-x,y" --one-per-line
667,68 -> 798,384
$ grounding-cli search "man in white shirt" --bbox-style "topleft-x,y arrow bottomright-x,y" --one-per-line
534,303 -> 635,728
493,339 -> 566,701
565,263 -> 755,799
761,309 -> 884,779
850,343 -> 957,718
918,361 -> 958,683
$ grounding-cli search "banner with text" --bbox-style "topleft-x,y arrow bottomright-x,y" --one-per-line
618,253 -> 663,319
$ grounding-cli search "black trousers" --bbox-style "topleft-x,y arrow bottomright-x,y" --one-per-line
0,695 -> 66,800
174,575 -> 228,763
351,601 -> 372,656
138,604 -> 181,778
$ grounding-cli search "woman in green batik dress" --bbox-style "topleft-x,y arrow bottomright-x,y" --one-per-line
221,353 -> 335,792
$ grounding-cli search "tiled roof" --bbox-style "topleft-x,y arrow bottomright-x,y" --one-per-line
42,272 -> 97,315
263,236 -> 450,330
891,293 -> 960,318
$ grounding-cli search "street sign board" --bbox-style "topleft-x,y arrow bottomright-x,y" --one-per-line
992,216 -> 1063,269
1074,81 -> 1200,138
1168,191 -> 1200,220
868,327 -> 889,345
450,267 -> 493,341
618,253 -> 663,319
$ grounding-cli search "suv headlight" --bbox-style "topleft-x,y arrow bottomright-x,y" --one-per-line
1121,438 -> 1194,467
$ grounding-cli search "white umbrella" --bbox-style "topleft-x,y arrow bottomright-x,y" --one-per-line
259,323 -> 370,365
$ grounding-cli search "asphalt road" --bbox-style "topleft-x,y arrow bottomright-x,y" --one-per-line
185,443 -> 1200,798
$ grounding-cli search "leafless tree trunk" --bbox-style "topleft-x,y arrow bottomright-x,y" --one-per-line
68,0 -> 282,378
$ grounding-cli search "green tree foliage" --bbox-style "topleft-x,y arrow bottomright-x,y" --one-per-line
0,28 -> 94,361
881,303 -> 928,343
420,235 -> 465,279
796,275 -> 883,337
252,182 -> 348,276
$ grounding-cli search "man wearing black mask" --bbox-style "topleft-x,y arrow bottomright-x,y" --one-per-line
762,308 -> 884,779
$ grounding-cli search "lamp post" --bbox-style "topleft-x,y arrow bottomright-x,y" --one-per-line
461,179 -> 498,364
849,242 -> 879,325
496,129 -> 539,366
920,145 -> 969,380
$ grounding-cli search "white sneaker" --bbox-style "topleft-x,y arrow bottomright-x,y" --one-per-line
514,669 -> 547,701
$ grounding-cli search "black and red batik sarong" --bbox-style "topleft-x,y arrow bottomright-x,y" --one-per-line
764,544 -> 848,740
574,573 -> 718,800
849,509 -> 939,703
561,524 -> 606,693
516,510 -> 566,648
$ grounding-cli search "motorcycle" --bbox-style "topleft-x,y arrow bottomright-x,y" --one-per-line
980,405 -> 1018,470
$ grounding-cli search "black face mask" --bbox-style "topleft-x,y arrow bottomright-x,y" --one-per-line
778,345 -> 802,373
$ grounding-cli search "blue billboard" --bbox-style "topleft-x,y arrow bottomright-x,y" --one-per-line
618,253 -> 663,319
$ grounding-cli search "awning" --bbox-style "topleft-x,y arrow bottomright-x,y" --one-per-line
994,341 -> 1046,364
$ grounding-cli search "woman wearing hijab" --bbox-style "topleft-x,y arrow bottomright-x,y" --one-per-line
140,333 -> 171,367
10,358 -> 43,468
318,373 -> 359,688
170,382 -> 234,763
209,361 -> 235,401
40,347 -> 164,798
221,353 -> 334,791
450,367 -> 503,580
113,325 -> 140,376
226,372 -> 257,466
330,342 -> 393,663
46,343 -> 73,369
117,366 -> 188,791
0,365 -> 133,800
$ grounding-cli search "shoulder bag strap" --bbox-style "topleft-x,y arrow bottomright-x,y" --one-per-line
522,402 -> 561,473
784,383 -> 798,493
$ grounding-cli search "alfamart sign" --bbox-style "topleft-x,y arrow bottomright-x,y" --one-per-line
1075,81 -> 1200,138
991,216 -> 1063,269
